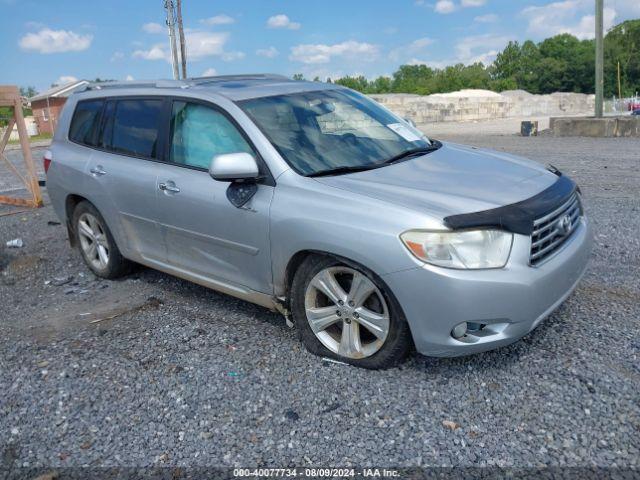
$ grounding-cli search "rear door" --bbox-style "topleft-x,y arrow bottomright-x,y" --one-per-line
85,97 -> 166,262
154,99 -> 274,294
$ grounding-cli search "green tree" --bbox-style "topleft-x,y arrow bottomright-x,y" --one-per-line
604,19 -> 640,97
493,41 -> 523,82
20,86 -> 38,98
391,65 -> 435,94
369,76 -> 392,93
334,75 -> 370,92
518,40 -> 543,92
326,19 -> 640,97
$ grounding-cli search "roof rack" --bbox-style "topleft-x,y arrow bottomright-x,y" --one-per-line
190,74 -> 290,85
78,79 -> 191,93
75,74 -> 292,94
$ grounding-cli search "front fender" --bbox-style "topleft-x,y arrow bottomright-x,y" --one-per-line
269,171 -> 438,297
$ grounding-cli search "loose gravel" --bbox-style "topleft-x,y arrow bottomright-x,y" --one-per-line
0,131 -> 638,471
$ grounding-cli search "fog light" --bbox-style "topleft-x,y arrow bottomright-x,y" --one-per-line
451,322 -> 468,339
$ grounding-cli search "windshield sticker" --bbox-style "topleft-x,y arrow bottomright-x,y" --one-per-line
387,123 -> 423,142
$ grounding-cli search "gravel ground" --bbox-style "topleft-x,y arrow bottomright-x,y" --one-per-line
0,129 -> 639,472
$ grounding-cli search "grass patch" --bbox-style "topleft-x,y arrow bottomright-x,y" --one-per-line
8,133 -> 53,145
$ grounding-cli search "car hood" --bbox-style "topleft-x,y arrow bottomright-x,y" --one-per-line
313,142 -> 559,221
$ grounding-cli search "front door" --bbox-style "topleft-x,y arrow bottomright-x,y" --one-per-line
155,99 -> 274,294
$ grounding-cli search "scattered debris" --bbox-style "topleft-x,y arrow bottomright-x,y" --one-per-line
442,420 -> 461,431
5,238 -> 23,248
0,209 -> 31,218
33,472 -> 59,480
88,296 -> 163,324
79,440 -> 92,450
167,364 -> 185,374
37,360 -> 49,368
284,409 -> 300,422
50,275 -> 73,287
322,357 -> 349,366
321,402 -> 341,414
47,220 -> 61,226
226,371 -> 242,377
155,453 -> 169,464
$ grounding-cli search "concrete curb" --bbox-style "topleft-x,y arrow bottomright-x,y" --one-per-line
550,116 -> 640,137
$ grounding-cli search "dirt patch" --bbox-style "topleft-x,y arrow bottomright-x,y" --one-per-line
21,294 -> 165,342
581,283 -> 639,302
4,253 -> 45,275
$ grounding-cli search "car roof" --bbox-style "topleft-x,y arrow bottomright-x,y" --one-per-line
76,74 -> 343,102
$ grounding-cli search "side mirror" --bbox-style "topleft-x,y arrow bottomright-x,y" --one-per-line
209,152 -> 259,182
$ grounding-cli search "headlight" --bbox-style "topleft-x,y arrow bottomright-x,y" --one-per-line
400,229 -> 513,269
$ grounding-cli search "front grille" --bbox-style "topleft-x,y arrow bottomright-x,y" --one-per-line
530,192 -> 582,265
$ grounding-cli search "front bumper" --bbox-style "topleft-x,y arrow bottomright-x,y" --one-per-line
383,217 -> 593,357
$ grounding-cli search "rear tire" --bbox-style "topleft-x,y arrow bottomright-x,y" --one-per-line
291,255 -> 412,369
72,201 -> 131,279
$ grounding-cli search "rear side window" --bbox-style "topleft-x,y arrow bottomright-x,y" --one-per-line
110,99 -> 163,158
69,100 -> 104,146
98,100 -> 116,149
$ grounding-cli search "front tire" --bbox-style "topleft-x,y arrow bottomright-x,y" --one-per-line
291,255 -> 412,369
72,201 -> 131,279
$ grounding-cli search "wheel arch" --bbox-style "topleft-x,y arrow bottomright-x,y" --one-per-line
64,193 -> 89,247
281,249 -> 406,318
286,249 -> 415,366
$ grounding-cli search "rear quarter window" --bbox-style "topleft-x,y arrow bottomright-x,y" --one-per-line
111,99 -> 163,158
69,100 -> 104,146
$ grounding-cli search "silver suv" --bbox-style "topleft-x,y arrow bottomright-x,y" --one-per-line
46,75 -> 592,369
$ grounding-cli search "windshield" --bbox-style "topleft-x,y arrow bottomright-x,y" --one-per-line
238,89 -> 432,176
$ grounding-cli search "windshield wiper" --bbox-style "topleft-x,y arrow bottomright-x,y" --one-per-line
306,164 -> 382,178
380,145 -> 440,166
306,142 -> 442,178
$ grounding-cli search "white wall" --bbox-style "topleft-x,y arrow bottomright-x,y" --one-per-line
370,91 -> 595,124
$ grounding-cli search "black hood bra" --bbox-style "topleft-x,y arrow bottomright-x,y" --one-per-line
443,173 -> 577,236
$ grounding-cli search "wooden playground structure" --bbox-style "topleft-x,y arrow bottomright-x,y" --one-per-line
0,85 -> 43,208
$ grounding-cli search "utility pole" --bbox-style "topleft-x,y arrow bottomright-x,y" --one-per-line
595,0 -> 604,117
617,61 -> 622,100
164,0 -> 180,80
176,0 -> 187,79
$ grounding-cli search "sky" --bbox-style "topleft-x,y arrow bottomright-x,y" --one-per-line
2,0 -> 640,92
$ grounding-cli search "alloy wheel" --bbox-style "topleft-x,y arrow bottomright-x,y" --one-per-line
304,266 -> 390,359
77,212 -> 110,271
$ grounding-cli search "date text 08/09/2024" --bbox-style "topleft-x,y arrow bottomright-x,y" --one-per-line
233,468 -> 400,477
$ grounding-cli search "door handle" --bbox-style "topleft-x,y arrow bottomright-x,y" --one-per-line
159,182 -> 180,193
90,166 -> 107,176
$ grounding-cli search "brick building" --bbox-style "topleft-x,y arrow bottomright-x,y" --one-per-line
29,80 -> 89,135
